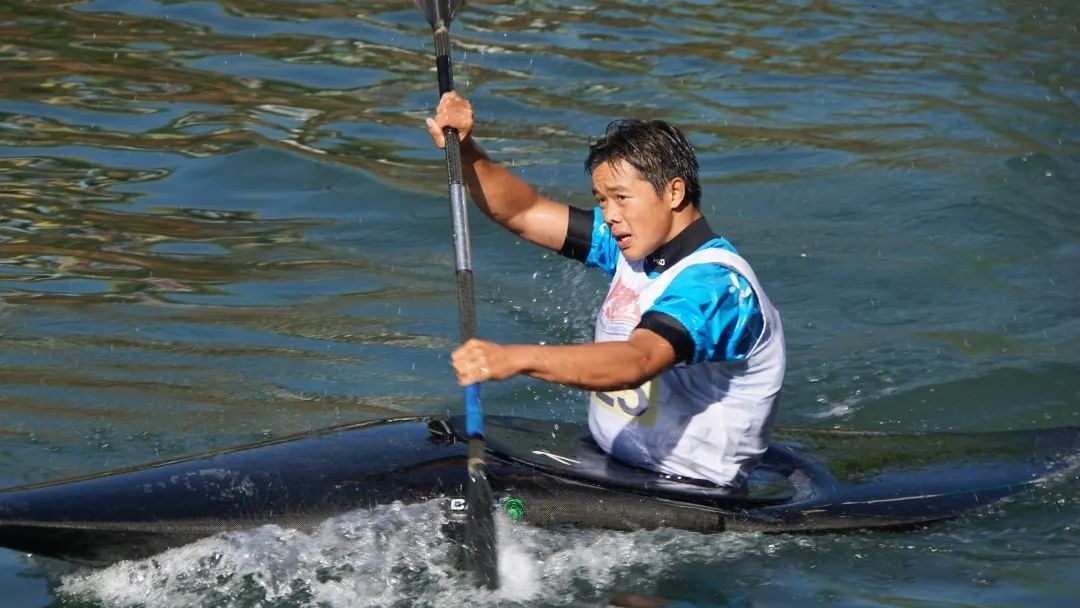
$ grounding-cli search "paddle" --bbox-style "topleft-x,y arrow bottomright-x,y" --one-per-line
411,0 -> 499,590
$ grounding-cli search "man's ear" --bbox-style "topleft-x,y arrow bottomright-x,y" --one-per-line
667,177 -> 687,209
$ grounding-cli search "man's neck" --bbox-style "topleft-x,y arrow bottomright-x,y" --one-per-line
645,215 -> 715,274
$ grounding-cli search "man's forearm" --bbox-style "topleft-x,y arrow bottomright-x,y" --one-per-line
506,335 -> 675,392
459,137 -> 543,235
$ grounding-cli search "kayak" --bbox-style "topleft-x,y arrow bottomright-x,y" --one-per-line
0,414 -> 1076,565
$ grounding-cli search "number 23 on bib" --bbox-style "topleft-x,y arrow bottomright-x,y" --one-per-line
590,380 -> 658,427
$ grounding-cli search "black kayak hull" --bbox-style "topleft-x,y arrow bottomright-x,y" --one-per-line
1,415 -> 1076,565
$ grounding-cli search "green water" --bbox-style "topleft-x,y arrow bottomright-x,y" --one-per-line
0,0 -> 1077,606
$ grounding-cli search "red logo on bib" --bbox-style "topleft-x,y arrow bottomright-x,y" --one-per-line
600,277 -> 641,326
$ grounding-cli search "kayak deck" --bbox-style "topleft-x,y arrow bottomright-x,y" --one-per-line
444,416 -> 1079,532
438,416 -> 806,504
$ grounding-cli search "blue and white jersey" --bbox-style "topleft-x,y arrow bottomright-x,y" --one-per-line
564,207 -> 786,488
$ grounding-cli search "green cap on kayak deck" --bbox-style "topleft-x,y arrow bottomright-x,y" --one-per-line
502,497 -> 525,521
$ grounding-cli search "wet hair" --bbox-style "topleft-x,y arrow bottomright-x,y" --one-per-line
584,119 -> 701,207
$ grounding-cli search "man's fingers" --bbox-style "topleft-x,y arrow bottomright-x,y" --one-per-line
425,117 -> 445,148
453,362 -> 488,386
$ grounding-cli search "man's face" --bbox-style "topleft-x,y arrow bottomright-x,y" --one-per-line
592,158 -> 680,261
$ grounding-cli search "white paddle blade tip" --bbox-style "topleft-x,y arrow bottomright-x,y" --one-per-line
413,0 -> 466,29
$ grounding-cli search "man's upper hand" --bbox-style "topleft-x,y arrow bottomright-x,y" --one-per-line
425,91 -> 474,149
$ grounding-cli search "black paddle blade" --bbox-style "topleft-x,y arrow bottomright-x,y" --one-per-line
413,0 -> 465,30
464,460 -> 499,589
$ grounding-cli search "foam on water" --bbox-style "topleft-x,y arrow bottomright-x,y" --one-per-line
55,500 -> 764,608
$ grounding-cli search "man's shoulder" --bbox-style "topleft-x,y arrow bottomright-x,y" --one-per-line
661,252 -> 759,314
674,242 -> 750,283
661,264 -> 746,304
697,236 -> 740,257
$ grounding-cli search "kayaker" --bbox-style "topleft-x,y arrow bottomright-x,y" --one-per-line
425,92 -> 785,491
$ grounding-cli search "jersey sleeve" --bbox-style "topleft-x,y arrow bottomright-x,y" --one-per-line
559,206 -> 619,277
642,263 -> 763,364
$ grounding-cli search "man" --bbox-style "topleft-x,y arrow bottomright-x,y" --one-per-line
425,93 -> 785,491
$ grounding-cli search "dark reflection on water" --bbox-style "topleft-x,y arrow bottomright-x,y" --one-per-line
0,0 -> 1077,605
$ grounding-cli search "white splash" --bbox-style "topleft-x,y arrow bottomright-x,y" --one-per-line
55,500 -> 768,607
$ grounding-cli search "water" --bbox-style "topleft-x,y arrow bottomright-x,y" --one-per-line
1,0 -> 1077,605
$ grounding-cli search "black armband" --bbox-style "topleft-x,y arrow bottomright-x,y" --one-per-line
558,206 -> 594,262
637,311 -> 695,364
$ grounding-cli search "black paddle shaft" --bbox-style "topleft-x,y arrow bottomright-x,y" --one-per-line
433,27 -> 477,342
